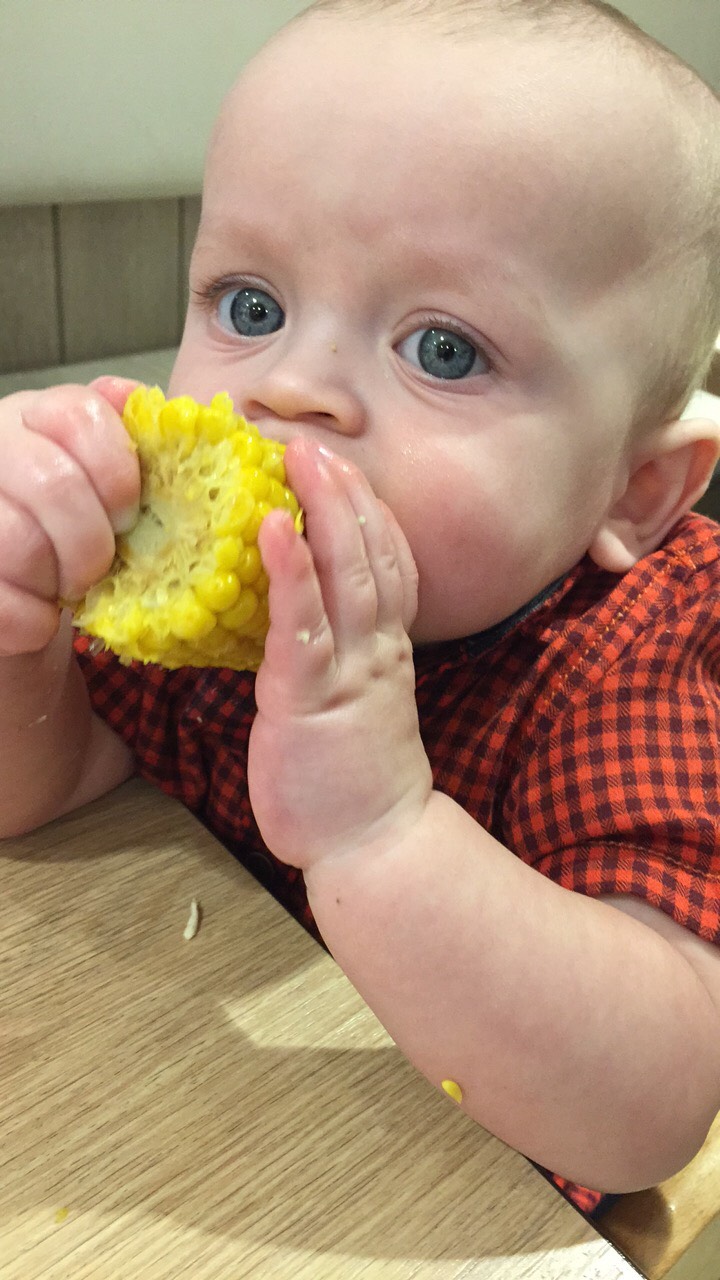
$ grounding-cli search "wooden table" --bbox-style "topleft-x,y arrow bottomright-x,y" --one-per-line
0,778 -> 640,1279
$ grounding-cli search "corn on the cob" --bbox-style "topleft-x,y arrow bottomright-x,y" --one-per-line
68,386 -> 302,671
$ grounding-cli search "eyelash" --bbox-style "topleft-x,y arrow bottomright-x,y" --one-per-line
191,274 -> 252,312
406,313 -> 494,371
191,278 -> 496,375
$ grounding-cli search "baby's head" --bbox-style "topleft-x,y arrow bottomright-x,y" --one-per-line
303,0 -> 720,421
170,0 -> 720,643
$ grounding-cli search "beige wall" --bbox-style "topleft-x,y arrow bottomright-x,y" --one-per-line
615,0 -> 720,90
0,0 -> 307,207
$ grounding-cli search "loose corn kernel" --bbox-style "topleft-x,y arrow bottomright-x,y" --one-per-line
441,1080 -> 463,1104
68,386 -> 303,671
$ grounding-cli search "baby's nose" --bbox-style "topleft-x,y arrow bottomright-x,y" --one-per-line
240,343 -> 366,441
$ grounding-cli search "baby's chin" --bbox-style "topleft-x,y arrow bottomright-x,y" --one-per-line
410,571 -> 566,646
409,608 -> 512,648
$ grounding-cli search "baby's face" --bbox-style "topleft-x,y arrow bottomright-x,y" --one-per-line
170,13 -> 651,642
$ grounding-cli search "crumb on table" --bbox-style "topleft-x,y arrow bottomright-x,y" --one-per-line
183,898 -> 201,940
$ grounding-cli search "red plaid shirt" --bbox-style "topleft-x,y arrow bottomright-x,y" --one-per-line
74,511 -> 720,1217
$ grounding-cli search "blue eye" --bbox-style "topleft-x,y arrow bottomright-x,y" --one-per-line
218,286 -> 284,337
398,326 -> 488,380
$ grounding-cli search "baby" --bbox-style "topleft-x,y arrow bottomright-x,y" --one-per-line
2,0 -> 720,1215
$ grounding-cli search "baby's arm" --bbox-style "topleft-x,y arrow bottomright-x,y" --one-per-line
251,438 -> 720,1194
0,380 -> 140,836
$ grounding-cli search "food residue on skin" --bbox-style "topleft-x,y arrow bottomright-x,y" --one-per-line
357,515 -> 367,526
183,899 -> 201,940
296,629 -> 311,645
441,1079 -> 463,1104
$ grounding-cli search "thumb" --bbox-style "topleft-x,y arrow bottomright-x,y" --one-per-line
88,375 -> 141,416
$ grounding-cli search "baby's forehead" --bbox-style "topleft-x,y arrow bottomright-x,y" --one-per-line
214,17 -> 672,292
223,14 -> 671,186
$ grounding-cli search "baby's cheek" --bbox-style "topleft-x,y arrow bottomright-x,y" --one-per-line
394,485 -> 501,642
398,462 -> 555,644
168,321 -> 225,405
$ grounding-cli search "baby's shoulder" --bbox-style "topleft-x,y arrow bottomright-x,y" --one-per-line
662,510 -> 720,575
522,513 -> 720,706
576,512 -> 720,683
632,511 -> 720,628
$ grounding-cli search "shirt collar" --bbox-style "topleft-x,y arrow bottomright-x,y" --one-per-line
413,568 -> 577,681
462,574 -> 567,657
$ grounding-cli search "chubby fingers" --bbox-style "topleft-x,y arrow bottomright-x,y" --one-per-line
258,505 -> 333,686
0,384 -> 141,602
0,490 -> 63,652
375,498 -> 419,635
21,384 -> 140,534
263,437 -> 417,659
88,374 -> 141,416
0,580 -> 60,656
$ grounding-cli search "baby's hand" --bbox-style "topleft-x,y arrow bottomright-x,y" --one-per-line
0,378 -> 140,656
249,438 -> 433,869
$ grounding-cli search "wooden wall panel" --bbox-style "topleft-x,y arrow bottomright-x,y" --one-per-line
58,198 -> 181,362
0,205 -> 61,373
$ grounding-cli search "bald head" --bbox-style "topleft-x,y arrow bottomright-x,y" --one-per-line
289,0 -> 720,427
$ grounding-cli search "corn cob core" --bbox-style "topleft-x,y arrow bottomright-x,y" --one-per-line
69,386 -> 301,671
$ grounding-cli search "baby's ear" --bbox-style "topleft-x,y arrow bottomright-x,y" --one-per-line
588,417 -> 720,574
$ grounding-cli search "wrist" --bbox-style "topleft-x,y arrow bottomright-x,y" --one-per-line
303,783 -> 434,897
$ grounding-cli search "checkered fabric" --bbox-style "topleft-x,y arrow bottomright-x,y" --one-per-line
74,511 -> 720,1215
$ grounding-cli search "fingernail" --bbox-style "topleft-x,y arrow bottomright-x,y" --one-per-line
89,376 -> 139,414
88,375 -> 135,393
316,441 -> 352,474
111,505 -> 139,534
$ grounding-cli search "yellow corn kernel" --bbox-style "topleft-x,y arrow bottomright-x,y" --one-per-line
160,395 -> 198,437
168,589 -> 216,641
242,500 -> 273,545
239,466 -> 271,502
195,571 -> 241,613
235,545 -> 262,586
254,568 -> 270,599
261,444 -> 287,482
214,537 -> 242,572
441,1079 -> 463,1104
219,588 -> 259,631
68,386 -> 302,671
232,433 -> 264,467
218,490 -> 256,538
197,396 -> 235,443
